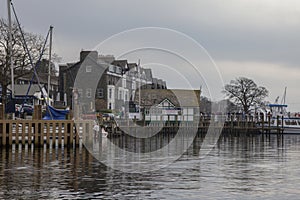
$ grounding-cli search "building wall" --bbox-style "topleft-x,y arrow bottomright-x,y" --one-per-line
59,50 -> 168,114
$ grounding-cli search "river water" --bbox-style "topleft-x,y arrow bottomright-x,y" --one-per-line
0,133 -> 300,199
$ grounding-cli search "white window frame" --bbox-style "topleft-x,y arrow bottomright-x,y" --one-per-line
108,88 -> 112,99
97,88 -> 104,98
86,88 -> 92,98
86,65 -> 92,73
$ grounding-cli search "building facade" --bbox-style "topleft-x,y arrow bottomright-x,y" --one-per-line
58,50 -> 167,115
134,89 -> 201,123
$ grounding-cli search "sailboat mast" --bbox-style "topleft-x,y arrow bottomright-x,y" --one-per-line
281,87 -> 287,105
47,26 -> 53,105
7,0 -> 14,99
138,59 -> 141,118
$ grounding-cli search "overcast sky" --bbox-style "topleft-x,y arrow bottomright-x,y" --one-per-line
1,0 -> 300,111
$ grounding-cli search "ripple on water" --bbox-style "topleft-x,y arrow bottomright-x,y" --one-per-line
0,134 -> 300,199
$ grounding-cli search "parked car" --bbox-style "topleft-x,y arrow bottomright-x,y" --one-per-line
20,104 -> 34,115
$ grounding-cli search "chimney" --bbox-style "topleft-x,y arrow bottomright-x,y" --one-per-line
80,51 -> 98,62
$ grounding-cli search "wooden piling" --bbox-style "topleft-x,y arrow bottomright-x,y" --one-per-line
0,104 -> 4,120
8,123 -> 12,146
34,122 -> 39,146
46,122 -> 50,147
277,116 -> 280,134
64,122 -> 68,146
52,122 -> 56,147
22,122 -> 26,145
2,122 -> 6,146
28,122 -> 32,145
15,122 -> 19,145
33,105 -> 42,120
58,122 -> 62,147
281,115 -> 284,134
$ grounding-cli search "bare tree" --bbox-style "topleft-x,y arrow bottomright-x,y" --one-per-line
199,96 -> 212,113
0,18 -> 48,104
223,77 -> 268,113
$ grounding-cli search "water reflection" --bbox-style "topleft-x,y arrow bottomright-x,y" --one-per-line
0,134 -> 300,199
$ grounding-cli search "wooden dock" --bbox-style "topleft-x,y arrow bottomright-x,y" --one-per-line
109,114 -> 284,137
0,114 -> 284,147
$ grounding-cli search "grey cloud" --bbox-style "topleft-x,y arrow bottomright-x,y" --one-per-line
2,0 -> 299,66
1,0 -> 300,109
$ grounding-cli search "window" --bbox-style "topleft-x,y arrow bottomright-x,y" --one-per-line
119,90 -> 122,100
123,78 -> 126,88
291,120 -> 297,125
78,89 -> 83,97
86,88 -> 92,98
97,88 -> 104,98
109,65 -> 114,72
109,88 -> 112,99
109,103 -> 112,110
125,92 -> 128,101
86,65 -> 92,73
116,67 -> 122,74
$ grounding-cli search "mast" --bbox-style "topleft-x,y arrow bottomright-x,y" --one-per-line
7,0 -> 14,99
281,87 -> 287,105
47,26 -> 53,105
138,59 -> 141,118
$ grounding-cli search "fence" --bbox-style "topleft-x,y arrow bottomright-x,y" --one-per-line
0,120 -> 94,147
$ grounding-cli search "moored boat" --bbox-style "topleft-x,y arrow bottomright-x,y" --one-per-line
265,104 -> 300,134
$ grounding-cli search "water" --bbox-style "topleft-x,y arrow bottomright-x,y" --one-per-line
1,134 -> 300,199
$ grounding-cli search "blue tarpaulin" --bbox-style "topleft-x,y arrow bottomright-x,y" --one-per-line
43,105 -> 69,120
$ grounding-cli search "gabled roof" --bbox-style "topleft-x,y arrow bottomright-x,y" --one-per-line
112,60 -> 128,69
18,73 -> 59,85
8,84 -> 44,96
59,55 -> 108,78
157,98 -> 176,108
134,89 -> 201,107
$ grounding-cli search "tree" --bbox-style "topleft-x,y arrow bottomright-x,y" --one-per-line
0,18 -> 48,104
223,77 -> 268,113
199,96 -> 212,113
36,58 -> 59,76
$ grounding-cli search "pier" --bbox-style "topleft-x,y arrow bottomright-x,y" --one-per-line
0,107 -> 284,148
109,114 -> 284,137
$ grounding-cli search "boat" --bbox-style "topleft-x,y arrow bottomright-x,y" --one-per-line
258,87 -> 300,134
266,103 -> 300,134
43,105 -> 69,120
